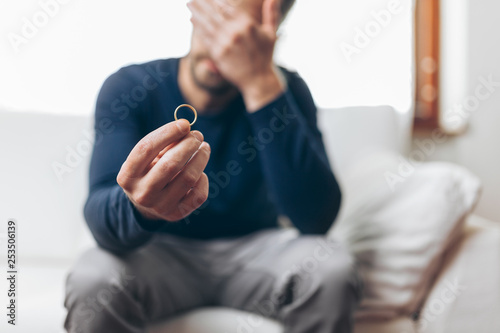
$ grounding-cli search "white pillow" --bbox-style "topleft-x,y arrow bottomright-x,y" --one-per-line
329,149 -> 482,320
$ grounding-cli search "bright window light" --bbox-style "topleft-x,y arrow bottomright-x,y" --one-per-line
0,0 -> 413,115
276,0 -> 414,113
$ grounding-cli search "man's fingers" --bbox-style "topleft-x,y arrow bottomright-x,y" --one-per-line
177,172 -> 209,218
161,141 -> 211,204
151,143 -> 210,220
213,0 -> 237,20
188,0 -> 218,36
121,119 -> 191,178
151,144 -> 173,166
144,131 -> 205,193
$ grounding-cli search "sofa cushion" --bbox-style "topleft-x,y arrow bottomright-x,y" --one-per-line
329,149 -> 482,320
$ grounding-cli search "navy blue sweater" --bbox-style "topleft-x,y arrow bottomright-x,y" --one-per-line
84,57 -> 341,254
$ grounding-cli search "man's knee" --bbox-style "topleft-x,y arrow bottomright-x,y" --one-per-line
286,236 -> 362,305
313,238 -> 362,305
65,247 -> 136,299
64,247 -> 137,331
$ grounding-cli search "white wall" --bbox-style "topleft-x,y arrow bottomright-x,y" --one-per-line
413,0 -> 500,222
0,0 -> 413,115
457,0 -> 500,222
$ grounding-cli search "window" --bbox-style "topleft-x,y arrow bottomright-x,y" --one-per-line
413,0 -> 440,130
277,0 -> 413,113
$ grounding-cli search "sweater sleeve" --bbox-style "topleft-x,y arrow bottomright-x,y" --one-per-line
84,68 -> 168,255
244,70 -> 342,234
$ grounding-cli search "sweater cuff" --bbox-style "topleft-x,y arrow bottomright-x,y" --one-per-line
245,88 -> 300,129
127,198 -> 168,233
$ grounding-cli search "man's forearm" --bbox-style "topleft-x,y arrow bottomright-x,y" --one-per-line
245,91 -> 341,233
84,185 -> 166,255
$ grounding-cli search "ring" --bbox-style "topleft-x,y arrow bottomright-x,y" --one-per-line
174,104 -> 198,126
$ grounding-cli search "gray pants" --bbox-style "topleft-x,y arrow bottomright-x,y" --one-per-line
64,228 -> 362,333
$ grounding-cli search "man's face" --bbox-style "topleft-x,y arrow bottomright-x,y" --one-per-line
187,0 -> 264,95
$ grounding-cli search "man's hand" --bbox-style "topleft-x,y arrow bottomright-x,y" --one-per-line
188,0 -> 286,111
116,119 -> 211,222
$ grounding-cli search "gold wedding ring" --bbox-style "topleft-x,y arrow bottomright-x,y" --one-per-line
174,104 -> 198,126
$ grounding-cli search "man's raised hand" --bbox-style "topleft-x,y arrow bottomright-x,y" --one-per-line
117,119 -> 211,222
187,0 -> 285,111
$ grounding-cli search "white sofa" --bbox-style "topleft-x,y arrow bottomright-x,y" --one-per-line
0,106 -> 498,333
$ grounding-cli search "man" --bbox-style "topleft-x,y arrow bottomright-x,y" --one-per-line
64,0 -> 362,332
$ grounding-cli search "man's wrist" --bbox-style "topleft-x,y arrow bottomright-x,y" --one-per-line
125,191 -> 163,222
241,66 -> 286,113
135,205 -> 161,221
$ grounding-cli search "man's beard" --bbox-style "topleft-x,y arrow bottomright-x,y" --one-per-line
190,56 -> 235,96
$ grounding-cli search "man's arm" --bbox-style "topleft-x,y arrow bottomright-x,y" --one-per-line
84,69 -> 167,254
188,0 -> 340,232
244,71 -> 342,234
85,68 -> 210,255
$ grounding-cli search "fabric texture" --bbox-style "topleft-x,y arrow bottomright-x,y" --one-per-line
84,57 -> 341,255
329,149 -> 482,320
64,228 -> 362,333
418,215 -> 500,332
